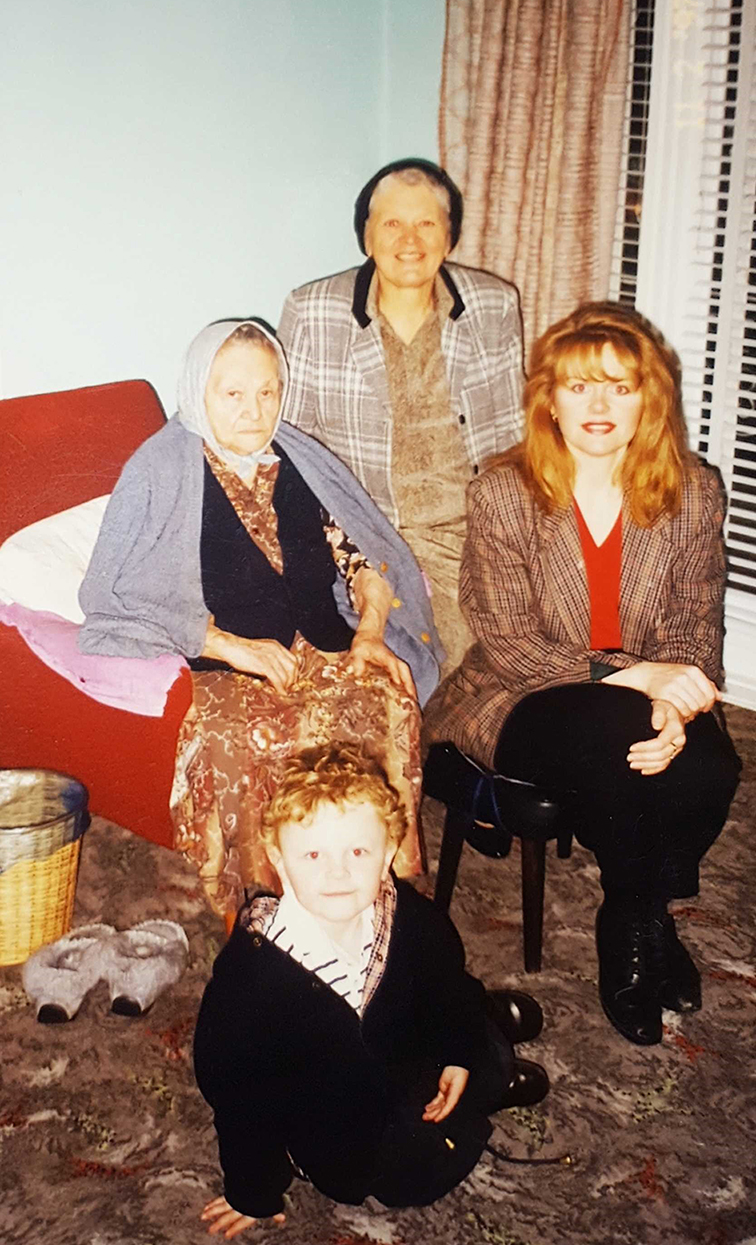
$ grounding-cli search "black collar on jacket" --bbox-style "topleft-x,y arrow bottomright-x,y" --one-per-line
351,258 -> 466,329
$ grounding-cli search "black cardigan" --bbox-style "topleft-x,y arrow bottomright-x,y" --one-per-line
193,880 -> 491,1217
197,443 -> 354,655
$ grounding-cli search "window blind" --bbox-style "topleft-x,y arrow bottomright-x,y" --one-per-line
700,0 -> 756,597
609,0 -> 655,306
611,0 -> 756,705
677,0 -> 756,602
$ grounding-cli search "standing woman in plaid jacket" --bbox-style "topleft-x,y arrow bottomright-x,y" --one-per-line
423,303 -> 741,1047
279,159 -> 524,674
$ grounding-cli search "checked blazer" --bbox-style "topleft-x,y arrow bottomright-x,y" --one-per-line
422,459 -> 727,769
278,260 -> 524,527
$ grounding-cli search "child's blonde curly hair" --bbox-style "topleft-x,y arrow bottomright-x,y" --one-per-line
261,744 -> 407,852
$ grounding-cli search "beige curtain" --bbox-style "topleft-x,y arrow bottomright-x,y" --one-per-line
440,0 -> 631,355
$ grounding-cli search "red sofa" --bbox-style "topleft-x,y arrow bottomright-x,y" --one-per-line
0,381 -> 192,848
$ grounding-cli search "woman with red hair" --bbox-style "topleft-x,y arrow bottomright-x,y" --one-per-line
424,302 -> 741,1046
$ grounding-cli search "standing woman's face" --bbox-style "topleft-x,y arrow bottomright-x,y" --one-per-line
204,342 -> 281,456
550,343 -> 644,467
364,181 -> 451,295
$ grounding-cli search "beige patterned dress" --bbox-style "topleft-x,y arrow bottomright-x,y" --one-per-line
170,450 -> 422,918
377,277 -> 475,674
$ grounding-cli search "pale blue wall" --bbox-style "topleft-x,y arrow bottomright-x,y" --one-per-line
0,0 -> 444,407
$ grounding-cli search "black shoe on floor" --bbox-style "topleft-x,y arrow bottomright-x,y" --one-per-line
486,989 -> 544,1045
493,1058 -> 550,1110
659,914 -> 702,1012
596,903 -> 663,1046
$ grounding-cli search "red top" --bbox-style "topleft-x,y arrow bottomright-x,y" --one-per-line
574,501 -> 623,650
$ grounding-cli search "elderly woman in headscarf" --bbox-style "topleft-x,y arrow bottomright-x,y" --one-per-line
79,319 -> 442,923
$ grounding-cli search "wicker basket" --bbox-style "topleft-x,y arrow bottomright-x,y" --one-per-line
0,769 -> 90,966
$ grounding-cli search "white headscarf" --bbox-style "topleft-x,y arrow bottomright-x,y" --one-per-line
175,319 -> 289,475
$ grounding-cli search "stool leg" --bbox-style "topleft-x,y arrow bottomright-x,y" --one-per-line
521,839 -> 546,973
434,809 -> 467,912
557,828 -> 573,859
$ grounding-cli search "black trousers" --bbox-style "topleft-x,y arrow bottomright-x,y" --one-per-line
494,684 -> 741,905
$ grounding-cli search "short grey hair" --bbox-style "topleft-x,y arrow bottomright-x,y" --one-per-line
368,168 -> 452,224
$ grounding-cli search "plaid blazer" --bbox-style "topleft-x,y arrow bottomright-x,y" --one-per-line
278,261 -> 524,527
422,459 -> 727,769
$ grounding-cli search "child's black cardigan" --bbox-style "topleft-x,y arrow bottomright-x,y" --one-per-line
193,879 -> 493,1217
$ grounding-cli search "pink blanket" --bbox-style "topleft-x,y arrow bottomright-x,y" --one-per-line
1,602 -> 186,717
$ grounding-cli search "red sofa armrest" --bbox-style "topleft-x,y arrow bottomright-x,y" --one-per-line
0,379 -> 191,849
0,623 -> 192,848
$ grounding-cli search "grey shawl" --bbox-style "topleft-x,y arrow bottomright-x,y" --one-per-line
79,325 -> 443,704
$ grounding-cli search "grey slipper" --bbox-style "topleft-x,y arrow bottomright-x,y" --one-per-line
102,920 -> 189,1016
22,924 -> 117,1023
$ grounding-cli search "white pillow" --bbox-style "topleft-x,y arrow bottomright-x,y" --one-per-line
0,495 -> 110,623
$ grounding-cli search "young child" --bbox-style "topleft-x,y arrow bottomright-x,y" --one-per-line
194,745 -> 548,1238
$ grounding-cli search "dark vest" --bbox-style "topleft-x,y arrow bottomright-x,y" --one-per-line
193,445 -> 354,668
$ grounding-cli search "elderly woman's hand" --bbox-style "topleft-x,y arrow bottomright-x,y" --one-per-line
202,620 -> 300,694
350,632 -> 416,697
349,567 -> 417,698
627,699 -> 687,775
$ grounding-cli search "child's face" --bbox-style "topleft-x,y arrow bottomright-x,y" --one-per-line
268,801 -> 396,931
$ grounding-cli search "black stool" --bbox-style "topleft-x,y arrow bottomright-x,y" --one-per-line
423,742 -> 573,972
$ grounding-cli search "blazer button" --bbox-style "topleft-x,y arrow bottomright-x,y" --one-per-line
380,561 -> 389,573
420,631 -> 431,643
458,413 -> 466,425
391,597 -> 402,609
251,935 -> 262,948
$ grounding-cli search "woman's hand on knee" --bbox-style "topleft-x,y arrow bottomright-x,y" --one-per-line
349,633 -> 416,698
202,622 -> 300,693
627,699 -> 686,775
604,661 -> 719,720
201,1195 -> 285,1238
223,637 -> 301,693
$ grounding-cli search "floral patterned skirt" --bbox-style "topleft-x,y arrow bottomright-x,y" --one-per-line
170,636 -> 423,917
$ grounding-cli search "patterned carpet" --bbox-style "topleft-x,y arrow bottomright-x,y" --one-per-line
1,706 -> 754,1245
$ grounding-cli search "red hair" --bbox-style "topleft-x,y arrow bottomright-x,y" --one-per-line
261,745 -> 406,851
491,303 -> 691,526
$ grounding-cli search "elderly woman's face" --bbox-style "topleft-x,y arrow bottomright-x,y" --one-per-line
204,342 -> 281,456
364,181 -> 451,294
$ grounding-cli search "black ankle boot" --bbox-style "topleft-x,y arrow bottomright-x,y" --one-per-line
659,914 -> 702,1012
596,903 -> 664,1045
